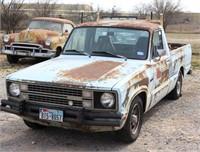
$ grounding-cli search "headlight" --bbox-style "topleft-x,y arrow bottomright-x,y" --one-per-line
3,35 -> 10,43
45,40 -> 51,46
100,93 -> 115,108
9,83 -> 20,97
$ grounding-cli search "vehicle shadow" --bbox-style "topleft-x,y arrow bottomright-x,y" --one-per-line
0,55 -> 48,72
18,57 -> 47,65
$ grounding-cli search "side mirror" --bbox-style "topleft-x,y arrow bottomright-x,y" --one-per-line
157,49 -> 165,56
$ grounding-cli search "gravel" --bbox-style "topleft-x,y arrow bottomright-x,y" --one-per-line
0,56 -> 200,152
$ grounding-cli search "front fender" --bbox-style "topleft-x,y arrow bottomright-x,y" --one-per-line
2,33 -> 18,46
49,35 -> 69,50
123,85 -> 148,113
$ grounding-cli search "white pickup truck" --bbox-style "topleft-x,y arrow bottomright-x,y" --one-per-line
1,20 -> 192,143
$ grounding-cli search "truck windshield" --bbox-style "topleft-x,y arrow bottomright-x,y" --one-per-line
64,27 -> 149,60
28,20 -> 62,33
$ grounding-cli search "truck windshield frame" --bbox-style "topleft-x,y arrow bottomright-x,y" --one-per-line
63,27 -> 150,60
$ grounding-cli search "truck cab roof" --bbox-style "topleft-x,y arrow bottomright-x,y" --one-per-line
79,20 -> 162,33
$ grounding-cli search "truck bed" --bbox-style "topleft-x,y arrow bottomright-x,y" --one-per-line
168,43 -> 186,51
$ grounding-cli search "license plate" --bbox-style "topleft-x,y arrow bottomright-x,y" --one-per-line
17,51 -> 30,56
39,108 -> 63,122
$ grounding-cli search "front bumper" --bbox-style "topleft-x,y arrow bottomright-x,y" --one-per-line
1,98 -> 123,130
1,45 -> 55,58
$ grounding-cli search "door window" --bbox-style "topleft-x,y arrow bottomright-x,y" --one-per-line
63,24 -> 74,33
152,30 -> 165,59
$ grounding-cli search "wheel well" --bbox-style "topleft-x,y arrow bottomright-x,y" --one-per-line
56,46 -> 62,51
138,92 -> 147,113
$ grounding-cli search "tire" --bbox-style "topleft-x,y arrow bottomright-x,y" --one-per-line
168,71 -> 183,100
187,69 -> 192,75
117,96 -> 143,143
23,119 -> 46,130
55,48 -> 62,57
7,55 -> 19,63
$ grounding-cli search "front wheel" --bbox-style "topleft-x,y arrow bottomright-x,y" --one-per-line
168,71 -> 183,100
117,96 -> 143,143
55,48 -> 62,57
7,55 -> 19,63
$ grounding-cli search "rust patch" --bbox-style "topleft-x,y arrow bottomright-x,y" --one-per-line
123,71 -> 149,107
156,68 -> 161,79
134,77 -> 149,88
79,20 -> 161,34
123,87 -> 131,107
59,61 -> 122,81
160,69 -> 169,84
98,69 -> 121,81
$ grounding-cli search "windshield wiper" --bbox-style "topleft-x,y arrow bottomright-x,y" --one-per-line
65,49 -> 90,57
92,51 -> 127,61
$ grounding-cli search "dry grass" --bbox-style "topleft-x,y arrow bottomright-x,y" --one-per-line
166,33 -> 200,70
0,33 -> 2,49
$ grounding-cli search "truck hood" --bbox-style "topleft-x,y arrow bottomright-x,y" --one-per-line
7,56 -> 146,89
14,29 -> 60,43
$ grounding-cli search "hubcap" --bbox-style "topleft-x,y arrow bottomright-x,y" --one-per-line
177,78 -> 181,95
130,104 -> 140,134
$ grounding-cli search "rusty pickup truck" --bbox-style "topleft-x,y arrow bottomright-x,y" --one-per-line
1,20 -> 192,143
0,17 -> 75,63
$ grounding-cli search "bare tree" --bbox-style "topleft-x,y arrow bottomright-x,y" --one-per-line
31,0 -> 58,17
150,0 -> 182,30
111,6 -> 121,16
134,3 -> 150,19
66,4 -> 82,23
1,0 -> 28,33
134,0 -> 182,30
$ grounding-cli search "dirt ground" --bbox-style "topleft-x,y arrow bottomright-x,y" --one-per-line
0,55 -> 200,152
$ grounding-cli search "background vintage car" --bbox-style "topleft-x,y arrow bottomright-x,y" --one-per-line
1,17 -> 76,63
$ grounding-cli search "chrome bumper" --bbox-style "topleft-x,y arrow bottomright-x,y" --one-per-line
1,43 -> 55,58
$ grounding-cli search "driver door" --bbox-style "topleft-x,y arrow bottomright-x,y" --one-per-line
151,30 -> 170,106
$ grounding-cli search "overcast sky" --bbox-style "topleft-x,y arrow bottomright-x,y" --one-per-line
57,0 -> 200,13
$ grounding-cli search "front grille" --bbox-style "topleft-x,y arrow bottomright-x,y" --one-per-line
5,42 -> 49,53
29,94 -> 82,107
13,43 -> 41,48
27,84 -> 85,108
28,84 -> 82,97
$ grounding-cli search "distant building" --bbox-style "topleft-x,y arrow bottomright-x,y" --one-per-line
22,3 -> 94,24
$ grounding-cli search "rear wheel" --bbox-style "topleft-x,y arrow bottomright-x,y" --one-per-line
117,96 -> 143,143
168,71 -> 183,100
23,119 -> 46,129
7,55 -> 19,63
